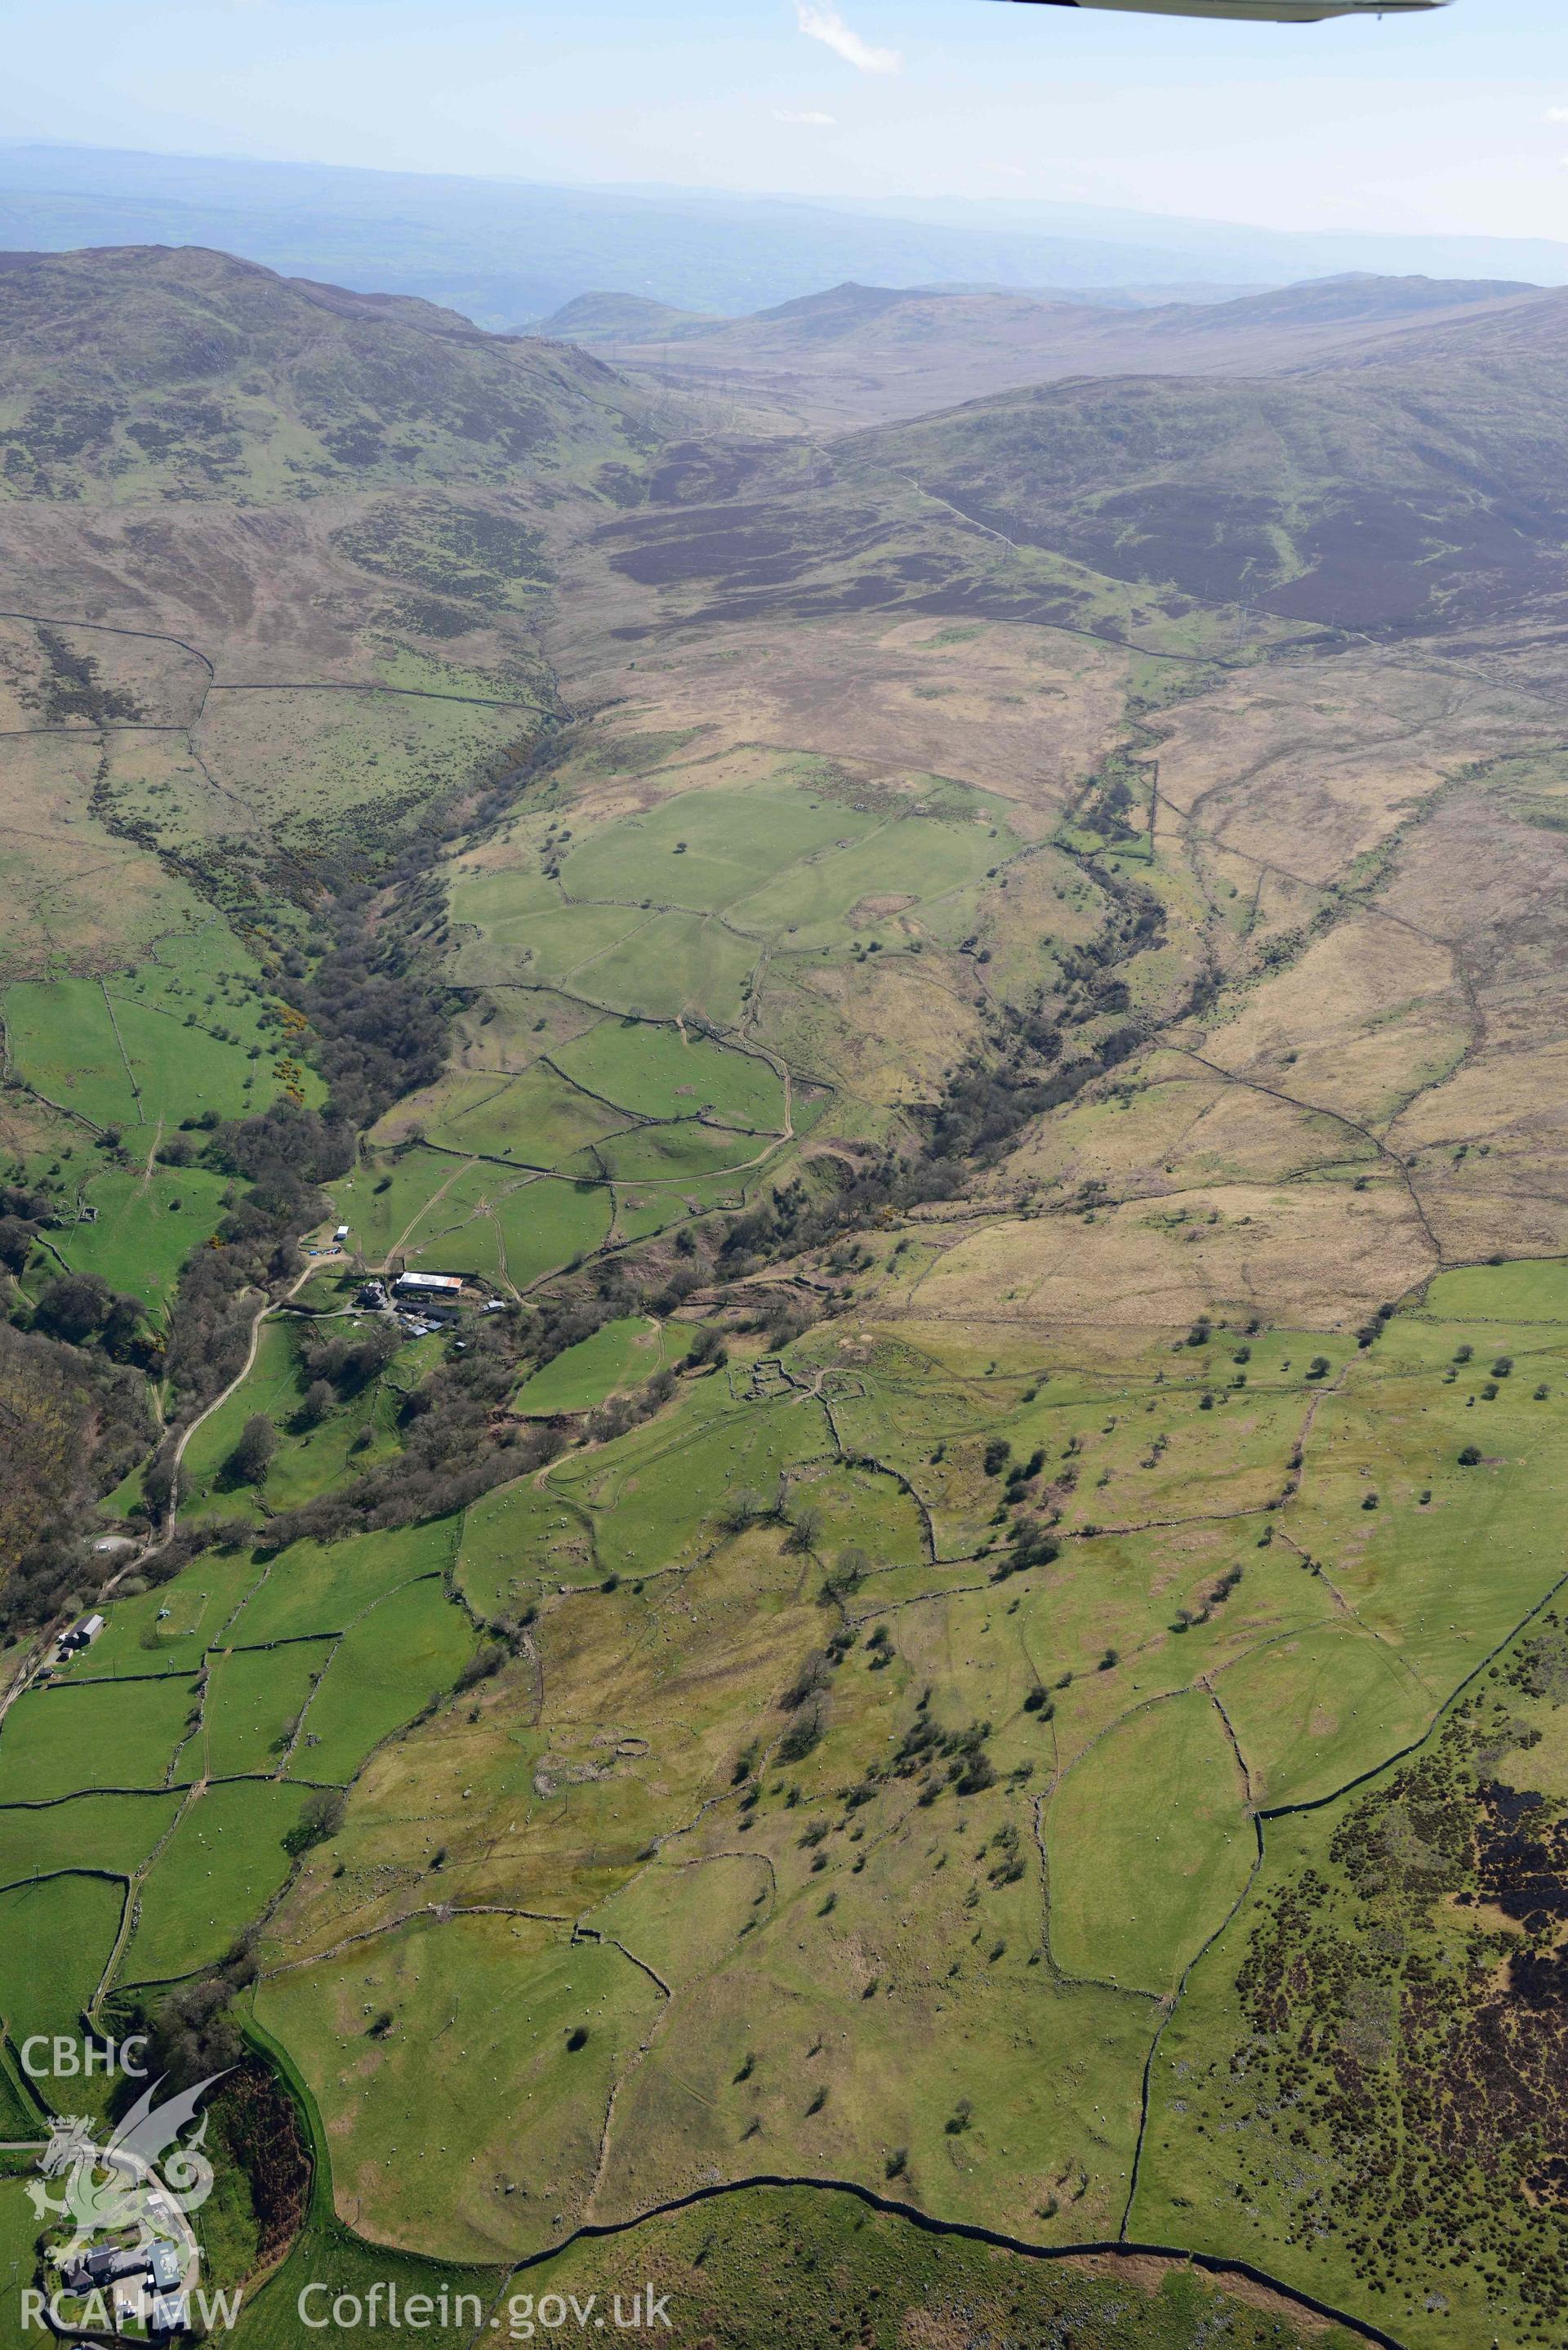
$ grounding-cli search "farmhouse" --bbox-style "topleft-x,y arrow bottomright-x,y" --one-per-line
61,2241 -> 145,2294
60,2235 -> 185,2321
56,1612 -> 105,1659
393,1270 -> 466,1326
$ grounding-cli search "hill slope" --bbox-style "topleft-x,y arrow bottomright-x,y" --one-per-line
0,243 -> 662,929
852,288 -> 1568,624
0,243 -> 639,500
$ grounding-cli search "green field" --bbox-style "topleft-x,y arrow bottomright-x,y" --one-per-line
4,941 -> 320,1137
124,1778 -> 312,1984
178,1321 -> 310,1515
2,910 -> 330,1323
0,2051 -> 42,2143
4,979 -> 151,1130
203,1640 -> 337,1777
514,1317 -> 692,1415
550,1019 -> 786,1128
1046,1690 -> 1255,1995
0,2176 -> 45,2315
454,1478 -> 599,1613
738,810 -> 1009,949
1210,1622 -> 1434,1807
610,1166 -> 745,1244
178,1318 -> 421,1520
288,1577 -> 473,1784
491,1176 -> 614,1283
227,1519 -> 461,1645
359,1159 -> 601,1286
0,1675 -> 201,1803
48,1163 -> 230,1309
0,1874 -> 123,2053
545,1380 -> 835,1580
55,1555 -> 265,1678
559,778 -> 869,913
781,1456 -> 929,1568
327,1146 -> 471,1263
256,1913 -> 666,2263
592,1119 -> 761,1180
329,1152 -> 613,1287
227,2028 -> 499,2350
568,907 -> 759,1025
0,1791 -> 180,1887
453,899 -> 648,992
417,1064 -> 630,1165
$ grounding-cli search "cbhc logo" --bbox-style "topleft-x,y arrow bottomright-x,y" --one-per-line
19,2036 -> 149,2080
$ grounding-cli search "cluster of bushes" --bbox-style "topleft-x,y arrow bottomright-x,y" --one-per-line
579,1362 -> 679,1448
0,1179 -> 50,1276
893,1704 -> 998,1799
225,1414 -> 278,1487
139,1924 -> 264,2093
990,1518 -> 1060,1582
281,1787 -> 345,1857
3,1180 -> 159,1373
154,865 -> 467,1420
296,1319 -> 399,1424
19,1269 -> 152,1364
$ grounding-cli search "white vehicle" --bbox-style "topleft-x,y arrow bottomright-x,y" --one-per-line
1009,1 -> 1450,20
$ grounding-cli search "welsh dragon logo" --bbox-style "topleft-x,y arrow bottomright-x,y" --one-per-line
28,2074 -> 225,2272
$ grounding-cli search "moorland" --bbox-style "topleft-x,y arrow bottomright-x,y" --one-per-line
2,240 -> 1568,2350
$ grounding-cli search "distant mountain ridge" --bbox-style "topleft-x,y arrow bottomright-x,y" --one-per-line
4,140 -> 1568,329
539,271 -> 1552,430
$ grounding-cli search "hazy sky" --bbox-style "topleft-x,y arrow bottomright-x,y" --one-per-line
5,0 -> 1567,236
